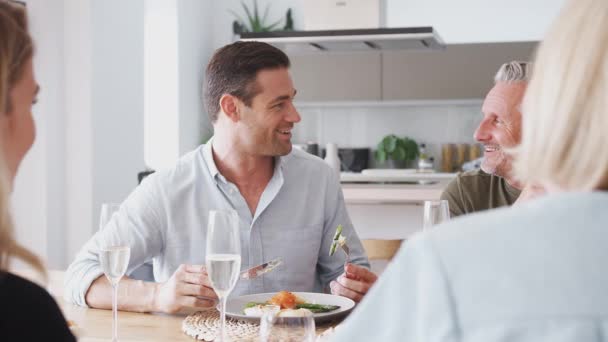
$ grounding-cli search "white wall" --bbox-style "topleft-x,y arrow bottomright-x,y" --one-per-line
177,0 -> 215,152
64,0 -> 93,265
12,0 -> 64,268
386,0 -> 566,43
13,0 -> 147,268
90,0 -> 146,239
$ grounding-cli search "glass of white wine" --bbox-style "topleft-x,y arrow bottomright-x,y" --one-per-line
98,203 -> 131,342
422,200 -> 450,229
206,209 -> 241,342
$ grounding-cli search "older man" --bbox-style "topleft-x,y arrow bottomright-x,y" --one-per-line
440,61 -> 533,217
65,41 -> 374,314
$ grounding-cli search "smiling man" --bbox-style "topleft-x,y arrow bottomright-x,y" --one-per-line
440,61 -> 532,217
65,41 -> 373,314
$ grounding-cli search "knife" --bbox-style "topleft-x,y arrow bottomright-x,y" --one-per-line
240,257 -> 282,279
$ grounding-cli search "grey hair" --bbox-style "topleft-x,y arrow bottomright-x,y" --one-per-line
494,61 -> 532,83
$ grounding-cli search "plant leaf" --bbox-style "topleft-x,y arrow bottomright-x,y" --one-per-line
262,2 -> 270,23
264,18 -> 283,31
253,0 -> 260,22
383,135 -> 397,153
392,146 -> 406,161
375,150 -> 387,163
241,1 -> 255,29
403,137 -> 419,160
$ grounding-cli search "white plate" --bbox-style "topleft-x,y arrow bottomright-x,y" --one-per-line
225,292 -> 355,324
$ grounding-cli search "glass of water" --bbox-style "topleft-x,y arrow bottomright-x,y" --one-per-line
423,200 -> 450,229
259,310 -> 316,342
98,203 -> 130,342
206,209 -> 241,342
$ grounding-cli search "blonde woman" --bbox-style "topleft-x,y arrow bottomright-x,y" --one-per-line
332,0 -> 608,341
0,2 -> 74,340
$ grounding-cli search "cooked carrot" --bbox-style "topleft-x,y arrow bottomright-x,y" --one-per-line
269,291 -> 297,309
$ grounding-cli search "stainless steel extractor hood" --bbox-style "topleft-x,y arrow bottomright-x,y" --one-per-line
239,27 -> 445,52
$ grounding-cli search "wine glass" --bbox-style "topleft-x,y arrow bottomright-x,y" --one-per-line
206,209 -> 241,342
259,310 -> 316,342
98,203 -> 131,342
423,200 -> 450,229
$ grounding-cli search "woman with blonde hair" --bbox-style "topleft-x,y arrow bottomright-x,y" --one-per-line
331,0 -> 608,341
0,1 -> 74,340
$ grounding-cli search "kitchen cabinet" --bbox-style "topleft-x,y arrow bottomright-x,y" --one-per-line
382,42 -> 537,100
289,52 -> 381,101
289,42 -> 537,102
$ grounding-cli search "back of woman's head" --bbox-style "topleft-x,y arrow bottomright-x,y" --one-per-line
0,0 -> 43,274
517,0 -> 608,191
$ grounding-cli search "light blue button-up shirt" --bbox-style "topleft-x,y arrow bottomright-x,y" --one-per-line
65,140 -> 369,307
332,192 -> 608,342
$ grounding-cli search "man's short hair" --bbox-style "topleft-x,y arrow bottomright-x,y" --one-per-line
494,61 -> 532,83
204,41 -> 290,123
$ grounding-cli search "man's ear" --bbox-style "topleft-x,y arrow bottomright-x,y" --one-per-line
219,94 -> 240,123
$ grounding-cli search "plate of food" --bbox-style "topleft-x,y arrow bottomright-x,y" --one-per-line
225,291 -> 355,324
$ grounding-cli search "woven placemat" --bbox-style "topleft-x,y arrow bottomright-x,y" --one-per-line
182,310 -> 259,341
182,310 -> 338,341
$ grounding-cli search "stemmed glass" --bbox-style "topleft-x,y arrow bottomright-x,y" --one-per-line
206,209 -> 241,342
259,310 -> 316,342
98,203 -> 131,342
423,200 -> 450,229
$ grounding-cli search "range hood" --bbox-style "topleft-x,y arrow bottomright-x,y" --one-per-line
239,27 -> 445,52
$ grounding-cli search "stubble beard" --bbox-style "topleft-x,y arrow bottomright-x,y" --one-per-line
481,151 -> 512,179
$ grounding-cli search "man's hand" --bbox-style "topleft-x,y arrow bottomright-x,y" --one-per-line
330,263 -> 377,302
153,264 -> 218,314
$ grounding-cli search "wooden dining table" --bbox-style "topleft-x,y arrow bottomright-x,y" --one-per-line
18,269 -> 339,341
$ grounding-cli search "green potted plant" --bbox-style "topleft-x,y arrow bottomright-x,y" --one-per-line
230,0 -> 294,34
374,134 -> 419,168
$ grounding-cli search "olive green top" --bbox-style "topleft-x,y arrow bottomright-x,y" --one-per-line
440,169 -> 521,217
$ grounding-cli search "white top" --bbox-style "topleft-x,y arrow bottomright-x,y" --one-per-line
64,141 -> 369,307
332,192 -> 608,342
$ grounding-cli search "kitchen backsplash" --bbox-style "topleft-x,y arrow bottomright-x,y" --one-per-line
292,102 -> 483,170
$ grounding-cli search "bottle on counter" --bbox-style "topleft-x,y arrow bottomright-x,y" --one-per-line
417,143 -> 434,172
324,143 -> 341,174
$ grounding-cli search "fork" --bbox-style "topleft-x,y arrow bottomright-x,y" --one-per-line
340,243 -> 351,264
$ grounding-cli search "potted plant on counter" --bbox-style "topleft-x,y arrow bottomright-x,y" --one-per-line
374,134 -> 419,168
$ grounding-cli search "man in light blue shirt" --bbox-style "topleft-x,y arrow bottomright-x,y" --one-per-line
65,41 -> 374,314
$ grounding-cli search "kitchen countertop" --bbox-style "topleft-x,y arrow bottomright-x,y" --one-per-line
341,173 -> 456,204
341,178 -> 453,203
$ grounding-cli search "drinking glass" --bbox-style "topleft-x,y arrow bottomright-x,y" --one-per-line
206,209 -> 241,342
423,200 -> 450,229
259,310 -> 316,342
98,203 -> 131,342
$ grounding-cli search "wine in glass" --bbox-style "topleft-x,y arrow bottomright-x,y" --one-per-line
423,200 -> 450,229
98,203 -> 131,342
206,209 -> 241,342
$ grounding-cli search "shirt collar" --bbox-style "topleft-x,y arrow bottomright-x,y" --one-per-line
202,136 -> 288,184
202,137 -> 222,183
